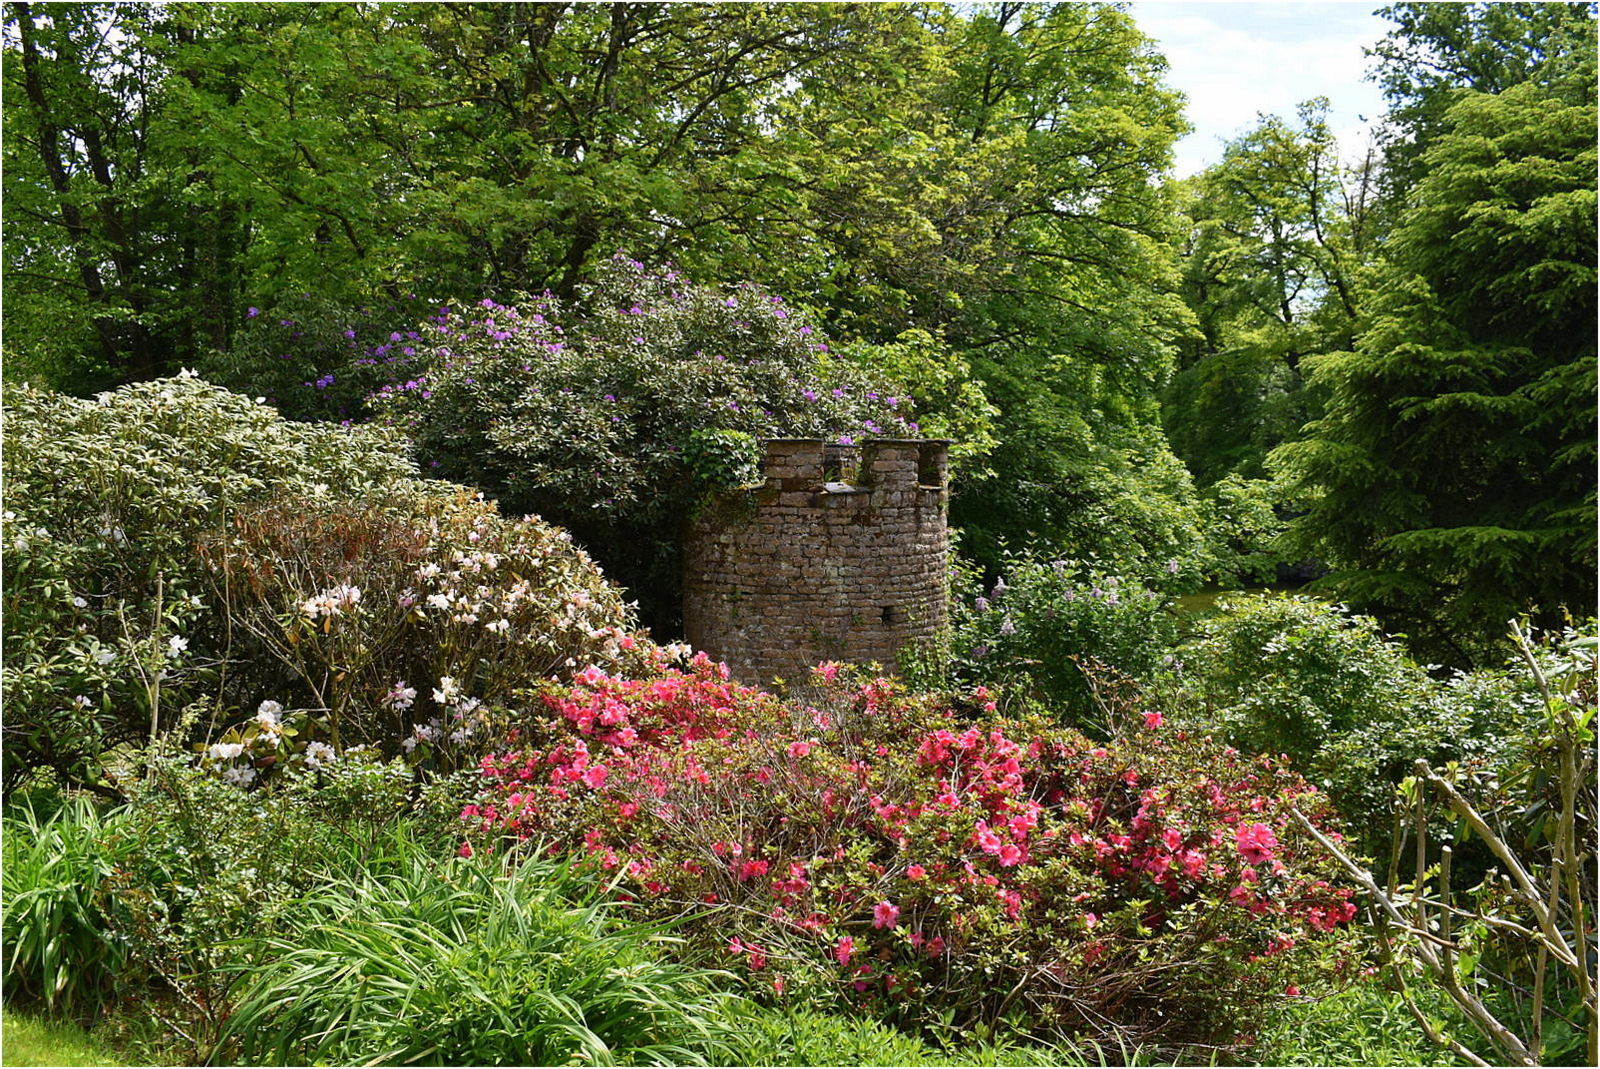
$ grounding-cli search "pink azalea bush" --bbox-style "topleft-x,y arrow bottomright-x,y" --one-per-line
461,657 -> 1360,1048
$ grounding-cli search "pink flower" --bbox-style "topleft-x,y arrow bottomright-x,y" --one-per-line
906,864 -> 926,880
1235,822 -> 1278,865
834,935 -> 854,965
998,888 -> 1022,919
873,900 -> 900,929
996,842 -> 1023,867
788,740 -> 812,758
1142,710 -> 1164,730
976,824 -> 1003,854
738,859 -> 770,881
458,841 -> 473,858
1082,912 -> 1098,928
581,764 -> 609,789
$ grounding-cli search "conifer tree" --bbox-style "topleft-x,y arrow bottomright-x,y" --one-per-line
1274,68 -> 1597,665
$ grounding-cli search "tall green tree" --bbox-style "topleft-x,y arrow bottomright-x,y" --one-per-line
1273,73 -> 1597,665
1164,101 -> 1370,486
4,2 -> 195,384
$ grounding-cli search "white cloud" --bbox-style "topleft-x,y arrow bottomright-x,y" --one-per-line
1130,1 -> 1390,175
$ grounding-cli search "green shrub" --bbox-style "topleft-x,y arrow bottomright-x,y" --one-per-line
715,1005 -> 1149,1067
1168,596 -> 1537,856
222,851 -> 738,1067
940,554 -> 1180,730
1,794 -> 131,1018
97,750 -> 441,1058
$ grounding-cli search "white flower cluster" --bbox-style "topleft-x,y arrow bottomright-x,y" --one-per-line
383,680 -> 418,711
301,583 -> 362,619
256,699 -> 284,731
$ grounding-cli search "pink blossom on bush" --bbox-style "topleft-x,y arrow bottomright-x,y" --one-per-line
1236,822 -> 1278,866
461,657 -> 1359,1047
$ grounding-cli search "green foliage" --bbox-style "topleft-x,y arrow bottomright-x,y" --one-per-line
222,851 -> 737,1067
943,555 -> 1180,729
717,1006 -> 1148,1067
1258,980 -> 1486,1067
1305,623 -> 1598,1066
1165,100 -> 1366,490
94,750 -> 472,1059
1169,596 -> 1540,856
1,794 -> 131,1018
1369,1 -> 1598,201
1273,74 -> 1597,665
1196,474 -> 1292,588
953,355 -> 1211,579
834,329 -> 1000,480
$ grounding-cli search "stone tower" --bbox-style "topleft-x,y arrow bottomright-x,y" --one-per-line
682,438 -> 950,683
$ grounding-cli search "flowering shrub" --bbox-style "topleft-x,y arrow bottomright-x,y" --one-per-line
0,375 -> 412,789
937,554 -> 1180,730
198,485 -> 646,764
197,291 -> 437,424
463,659 -> 1360,1049
0,375 -> 641,790
368,254 -> 921,626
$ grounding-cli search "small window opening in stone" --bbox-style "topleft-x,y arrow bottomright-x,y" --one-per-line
881,605 -> 897,624
823,444 -> 859,486
917,443 -> 945,489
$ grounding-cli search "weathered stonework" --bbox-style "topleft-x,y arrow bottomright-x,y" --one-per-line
683,438 -> 950,683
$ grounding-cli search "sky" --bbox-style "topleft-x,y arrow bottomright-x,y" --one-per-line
1127,1 -> 1393,176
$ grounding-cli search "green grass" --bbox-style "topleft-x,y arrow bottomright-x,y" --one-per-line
1,1010 -> 123,1067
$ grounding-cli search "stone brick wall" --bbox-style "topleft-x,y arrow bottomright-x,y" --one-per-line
683,438 -> 949,683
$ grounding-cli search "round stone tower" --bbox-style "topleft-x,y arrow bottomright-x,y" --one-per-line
682,438 -> 950,683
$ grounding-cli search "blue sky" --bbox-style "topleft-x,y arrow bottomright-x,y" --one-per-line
1127,1 -> 1392,175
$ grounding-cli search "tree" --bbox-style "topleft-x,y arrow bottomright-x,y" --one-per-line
1368,1 -> 1597,201
1164,101 -> 1369,486
4,2 -> 188,385
1273,75 -> 1597,665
